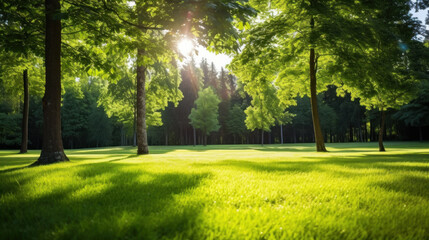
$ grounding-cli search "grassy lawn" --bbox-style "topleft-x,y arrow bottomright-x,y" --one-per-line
1,142 -> 428,239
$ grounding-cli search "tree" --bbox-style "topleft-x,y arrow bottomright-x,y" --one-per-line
0,1 -> 44,153
189,88 -> 220,146
393,81 -> 429,141
100,0 -> 255,154
61,85 -> 87,149
36,0 -> 69,164
333,1 -> 424,151
226,104 -> 247,144
243,81 -> 288,145
231,0 -> 390,151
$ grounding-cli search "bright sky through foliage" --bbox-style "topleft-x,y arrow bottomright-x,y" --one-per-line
178,38 -> 194,56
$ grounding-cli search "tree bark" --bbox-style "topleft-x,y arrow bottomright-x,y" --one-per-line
193,127 -> 196,146
378,110 -> 386,152
136,48 -> 149,154
280,125 -> 283,144
165,127 -> 168,146
204,132 -> 207,146
37,0 -> 68,164
261,129 -> 264,146
20,69 -> 29,153
133,107 -> 137,147
419,126 -> 423,142
309,17 -> 327,152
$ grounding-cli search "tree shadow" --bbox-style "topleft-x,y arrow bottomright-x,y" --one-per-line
196,153 -> 429,175
0,163 -> 209,239
375,175 -> 429,200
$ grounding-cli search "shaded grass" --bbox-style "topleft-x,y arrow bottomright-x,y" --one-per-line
0,142 -> 429,239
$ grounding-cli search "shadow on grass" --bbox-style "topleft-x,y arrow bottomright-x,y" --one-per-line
196,153 -> 429,175
0,163 -> 209,239
375,175 -> 429,200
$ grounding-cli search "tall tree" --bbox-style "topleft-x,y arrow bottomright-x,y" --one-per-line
231,0 -> 384,151
37,0 -> 68,163
102,0 -> 255,154
226,104 -> 247,144
0,1 -> 44,153
334,1 -> 424,151
189,88 -> 220,146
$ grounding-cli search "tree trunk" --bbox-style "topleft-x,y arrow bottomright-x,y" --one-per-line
309,17 -> 327,152
349,125 -> 353,142
165,127 -> 168,146
419,126 -> 423,142
378,110 -> 386,152
133,107 -> 137,147
261,129 -> 264,146
280,125 -> 283,144
293,128 -> 297,143
20,69 -> 29,153
204,132 -> 207,146
37,0 -> 68,164
193,127 -> 196,146
136,48 -> 148,154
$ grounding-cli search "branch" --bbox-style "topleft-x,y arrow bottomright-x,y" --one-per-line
100,0 -> 164,31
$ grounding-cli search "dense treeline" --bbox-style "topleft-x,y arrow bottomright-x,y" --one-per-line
1,0 -> 428,160
1,57 -> 428,149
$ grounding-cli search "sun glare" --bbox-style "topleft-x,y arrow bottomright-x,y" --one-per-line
178,38 -> 194,56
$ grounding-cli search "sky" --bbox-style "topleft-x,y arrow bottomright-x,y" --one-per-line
190,8 -> 428,72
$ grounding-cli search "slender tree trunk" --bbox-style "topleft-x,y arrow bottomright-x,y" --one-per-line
165,128 -> 168,146
193,127 -> 196,146
204,133 -> 207,146
378,110 -> 386,152
136,48 -> 149,154
419,126 -> 423,142
349,125 -> 353,142
133,107 -> 137,147
20,69 -> 29,153
280,125 -> 283,144
37,0 -> 68,164
293,128 -> 297,143
309,17 -> 327,152
261,129 -> 264,146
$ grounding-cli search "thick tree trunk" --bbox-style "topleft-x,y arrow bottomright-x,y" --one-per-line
136,48 -> 148,154
378,110 -> 386,152
20,69 -> 29,153
37,0 -> 68,164
280,125 -> 283,144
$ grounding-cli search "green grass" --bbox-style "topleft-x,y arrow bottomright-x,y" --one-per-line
1,142 -> 429,239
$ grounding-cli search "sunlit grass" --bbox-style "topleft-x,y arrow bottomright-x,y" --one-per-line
1,142 -> 428,239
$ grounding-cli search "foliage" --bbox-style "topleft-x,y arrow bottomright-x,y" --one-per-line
189,87 -> 221,136
393,81 -> 429,127
226,104 -> 247,137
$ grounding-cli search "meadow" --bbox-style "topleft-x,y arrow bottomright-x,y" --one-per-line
1,142 -> 428,239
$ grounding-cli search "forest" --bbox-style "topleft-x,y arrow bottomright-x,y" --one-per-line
1,1 -> 429,239
1,0 -> 428,158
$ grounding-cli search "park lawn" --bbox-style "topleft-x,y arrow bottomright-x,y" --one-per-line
0,142 -> 428,240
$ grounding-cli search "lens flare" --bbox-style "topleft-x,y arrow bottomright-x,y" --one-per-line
178,38 -> 193,56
